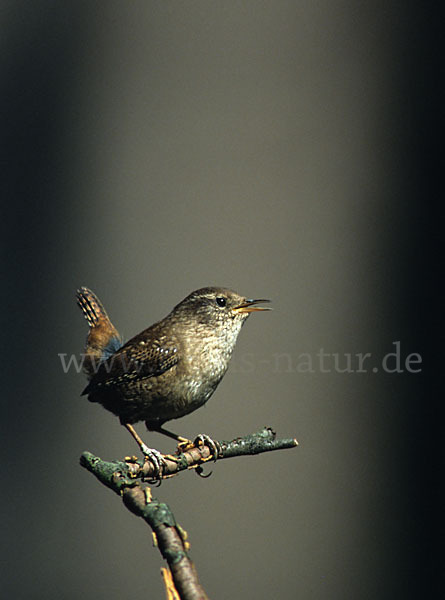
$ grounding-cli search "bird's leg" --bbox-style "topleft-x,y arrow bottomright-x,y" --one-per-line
154,425 -> 192,445
147,424 -> 192,455
124,423 -> 169,478
147,423 -> 221,461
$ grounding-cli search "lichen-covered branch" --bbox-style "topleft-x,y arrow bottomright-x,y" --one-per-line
120,483 -> 208,600
79,427 -> 298,599
81,427 -> 298,483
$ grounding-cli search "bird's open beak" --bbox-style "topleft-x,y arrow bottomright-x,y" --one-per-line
232,298 -> 272,313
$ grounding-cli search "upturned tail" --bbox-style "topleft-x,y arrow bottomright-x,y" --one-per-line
76,287 -> 123,379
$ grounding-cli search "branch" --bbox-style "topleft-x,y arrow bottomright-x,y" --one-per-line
81,427 -> 298,483
80,427 -> 298,599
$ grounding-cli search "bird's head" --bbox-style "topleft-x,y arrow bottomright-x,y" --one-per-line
173,287 -> 270,324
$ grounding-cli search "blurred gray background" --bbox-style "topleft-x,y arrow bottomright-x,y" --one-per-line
1,2 -> 439,599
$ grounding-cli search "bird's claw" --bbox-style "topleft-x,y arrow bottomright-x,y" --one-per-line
176,438 -> 195,454
194,434 -> 222,462
195,465 -> 213,478
140,444 -> 168,482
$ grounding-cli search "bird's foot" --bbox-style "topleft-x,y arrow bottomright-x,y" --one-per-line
193,434 -> 222,462
175,434 -> 221,461
140,443 -> 170,482
175,436 -> 195,454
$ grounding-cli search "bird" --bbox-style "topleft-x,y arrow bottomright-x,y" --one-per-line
77,286 -> 271,475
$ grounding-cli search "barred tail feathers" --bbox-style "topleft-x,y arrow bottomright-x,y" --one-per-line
76,287 -> 123,378
76,286 -> 110,328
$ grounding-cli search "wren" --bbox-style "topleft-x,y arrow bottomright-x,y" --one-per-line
77,286 -> 270,473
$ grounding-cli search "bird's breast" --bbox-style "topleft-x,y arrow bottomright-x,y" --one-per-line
176,330 -> 235,404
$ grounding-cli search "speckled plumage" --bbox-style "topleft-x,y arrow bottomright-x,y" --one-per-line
77,287 -> 270,434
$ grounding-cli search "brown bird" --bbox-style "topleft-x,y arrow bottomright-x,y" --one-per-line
77,286 -> 270,474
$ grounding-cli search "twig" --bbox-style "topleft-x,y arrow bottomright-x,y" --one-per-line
81,427 -> 298,483
80,427 -> 298,599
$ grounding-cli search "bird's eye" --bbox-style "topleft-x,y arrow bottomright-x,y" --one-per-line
216,296 -> 227,307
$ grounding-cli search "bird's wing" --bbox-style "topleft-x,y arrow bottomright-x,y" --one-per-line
82,331 -> 179,394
